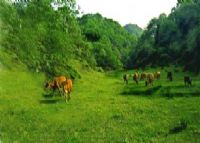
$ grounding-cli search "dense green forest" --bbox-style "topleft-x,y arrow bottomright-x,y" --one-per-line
0,0 -> 139,76
79,14 -> 137,69
0,0 -> 96,78
1,0 -> 200,77
127,0 -> 200,73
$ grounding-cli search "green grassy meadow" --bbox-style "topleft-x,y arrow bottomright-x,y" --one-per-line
0,67 -> 200,143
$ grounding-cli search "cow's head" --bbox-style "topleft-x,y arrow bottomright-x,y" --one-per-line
44,81 -> 54,89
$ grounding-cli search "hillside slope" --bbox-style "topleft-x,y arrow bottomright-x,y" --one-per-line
0,53 -> 200,142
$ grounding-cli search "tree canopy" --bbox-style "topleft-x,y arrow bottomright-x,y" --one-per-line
0,0 -> 96,78
79,13 -> 138,70
1,0 -> 200,75
127,0 -> 200,73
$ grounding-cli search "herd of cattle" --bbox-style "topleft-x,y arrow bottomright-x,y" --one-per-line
43,71 -> 192,102
123,71 -> 192,87
45,76 -> 73,102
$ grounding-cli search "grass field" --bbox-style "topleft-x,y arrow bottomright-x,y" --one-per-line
0,66 -> 200,143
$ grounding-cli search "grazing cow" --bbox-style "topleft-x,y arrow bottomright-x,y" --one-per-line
54,76 -> 67,88
140,72 -> 147,80
167,72 -> 173,81
184,76 -> 192,87
123,74 -> 129,84
154,71 -> 161,79
145,73 -> 154,86
45,76 -> 67,94
63,79 -> 73,102
133,72 -> 139,85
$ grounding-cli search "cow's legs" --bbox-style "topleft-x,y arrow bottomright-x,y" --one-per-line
63,92 -> 67,102
67,94 -> 71,101
185,81 -> 187,87
64,92 -> 71,102
136,80 -> 138,85
56,82 -> 63,95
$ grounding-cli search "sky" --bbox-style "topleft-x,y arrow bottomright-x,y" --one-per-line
76,0 -> 177,28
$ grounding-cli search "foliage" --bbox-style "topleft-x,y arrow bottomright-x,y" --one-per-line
79,13 -> 138,70
0,1 -> 138,74
0,0 -> 96,78
128,1 -> 200,73
1,0 -> 200,75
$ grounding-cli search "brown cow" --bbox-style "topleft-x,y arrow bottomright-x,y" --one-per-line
54,76 -> 67,88
133,72 -> 140,85
45,76 -> 67,94
167,72 -> 173,81
63,79 -> 73,102
145,73 -> 154,86
184,76 -> 192,87
154,71 -> 161,79
123,74 -> 129,84
140,72 -> 147,80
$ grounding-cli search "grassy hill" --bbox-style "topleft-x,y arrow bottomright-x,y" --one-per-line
1,1 -> 200,142
0,52 -> 200,142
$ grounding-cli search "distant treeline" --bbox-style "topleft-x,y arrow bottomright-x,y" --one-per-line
0,0 -> 200,77
127,0 -> 200,73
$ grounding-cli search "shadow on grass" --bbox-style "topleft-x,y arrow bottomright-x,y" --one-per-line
40,93 -> 63,104
121,85 -> 162,96
121,85 -> 200,97
111,114 -> 124,120
169,119 -> 188,134
39,99 -> 61,104
163,92 -> 200,98
42,92 -> 63,98
160,86 -> 200,98
42,93 -> 54,98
